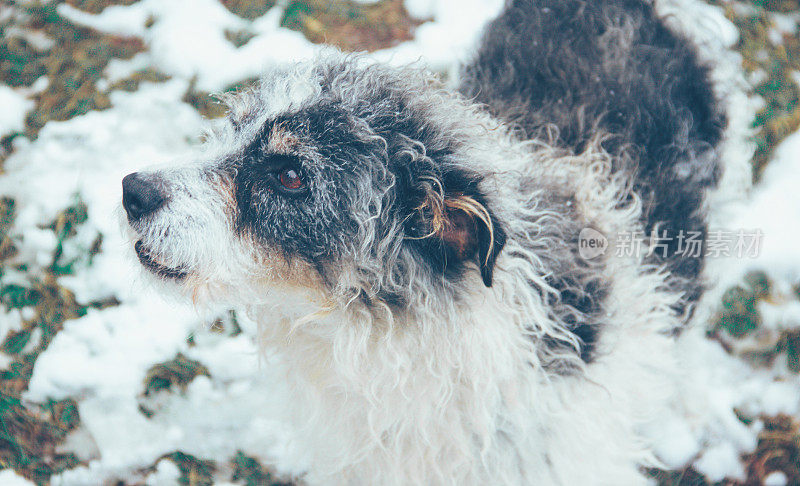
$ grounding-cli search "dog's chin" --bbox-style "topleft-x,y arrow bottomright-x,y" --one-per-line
134,240 -> 188,281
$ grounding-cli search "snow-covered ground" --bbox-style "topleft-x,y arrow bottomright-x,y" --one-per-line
0,0 -> 798,484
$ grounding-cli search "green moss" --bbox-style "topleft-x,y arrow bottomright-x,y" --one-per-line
0,330 -> 32,356
0,391 -> 83,484
712,269 -> 800,374
231,451 -> 294,486
43,195 -> 89,276
716,3 -> 800,181
0,0 -> 148,154
206,310 -> 243,337
279,0 -> 425,52
64,0 -> 140,14
182,77 -> 259,119
220,0 -> 277,20
143,354 -> 211,396
0,285 -> 39,311
44,399 -> 80,431
646,467 -> 714,486
0,34 -> 48,89
714,271 -> 770,338
19,2 -> 146,135
0,198 -> 17,263
162,451 -> 215,486
0,195 -> 118,483
750,0 -> 800,12
106,68 -> 172,93
780,329 -> 800,373
225,28 -> 258,48
182,77 -> 228,120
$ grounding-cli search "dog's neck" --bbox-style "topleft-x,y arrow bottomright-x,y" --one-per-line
250,277 -> 546,482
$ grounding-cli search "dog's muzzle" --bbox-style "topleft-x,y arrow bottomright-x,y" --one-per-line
122,172 -> 166,223
123,172 -> 187,280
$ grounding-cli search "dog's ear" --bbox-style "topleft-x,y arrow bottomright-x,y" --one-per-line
414,180 -> 506,287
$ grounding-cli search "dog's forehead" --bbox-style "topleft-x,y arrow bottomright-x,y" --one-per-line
237,103 -> 362,166
220,58 -> 439,180
220,64 -> 322,137
234,59 -> 400,131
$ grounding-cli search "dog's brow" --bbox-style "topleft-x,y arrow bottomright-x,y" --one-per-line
268,125 -> 300,154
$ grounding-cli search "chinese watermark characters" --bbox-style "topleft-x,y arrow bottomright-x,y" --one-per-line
578,228 -> 763,260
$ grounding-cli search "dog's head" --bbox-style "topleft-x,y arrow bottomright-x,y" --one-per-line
122,55 -> 507,317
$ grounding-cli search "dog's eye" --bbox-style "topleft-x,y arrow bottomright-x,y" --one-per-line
278,168 -> 305,191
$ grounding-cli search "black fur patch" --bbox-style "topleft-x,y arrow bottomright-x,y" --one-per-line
460,0 -> 725,320
232,103 -> 368,265
541,210 -> 609,365
545,265 -> 608,364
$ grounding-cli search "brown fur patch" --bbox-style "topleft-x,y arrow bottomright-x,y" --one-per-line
268,124 -> 300,154
442,196 -> 495,265
440,209 -> 477,259
416,182 -> 496,264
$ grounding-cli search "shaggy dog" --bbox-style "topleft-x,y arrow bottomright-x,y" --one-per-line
122,0 -> 727,483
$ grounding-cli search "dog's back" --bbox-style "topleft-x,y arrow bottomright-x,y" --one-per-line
460,0 -> 725,315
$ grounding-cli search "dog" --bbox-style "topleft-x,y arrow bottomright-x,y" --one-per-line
121,0 -> 727,483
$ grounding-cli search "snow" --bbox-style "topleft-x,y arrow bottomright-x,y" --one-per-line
0,352 -> 13,371
733,130 -> 800,280
693,442 -> 746,482
1,0 -> 799,483
765,471 -> 789,486
0,470 -> 35,486
647,416 -> 701,469
147,459 -> 181,485
0,85 -> 33,137
374,0 -> 504,74
57,0 -> 503,93
404,0 -> 437,19
58,0 -> 315,92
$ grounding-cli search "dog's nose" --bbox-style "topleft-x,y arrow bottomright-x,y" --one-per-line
122,172 -> 166,222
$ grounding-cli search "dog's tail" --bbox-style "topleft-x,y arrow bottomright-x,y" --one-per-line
459,0 -> 726,316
